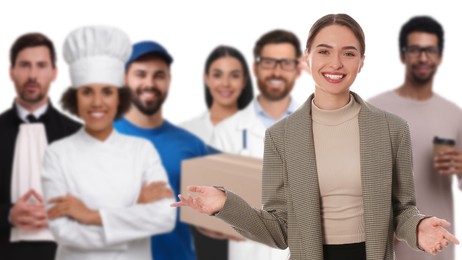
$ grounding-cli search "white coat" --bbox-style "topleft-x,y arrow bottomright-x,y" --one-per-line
211,100 -> 266,158
211,98 -> 290,260
180,111 -> 214,144
42,129 -> 176,260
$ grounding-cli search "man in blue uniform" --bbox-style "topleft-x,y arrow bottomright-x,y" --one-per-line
114,41 -> 209,260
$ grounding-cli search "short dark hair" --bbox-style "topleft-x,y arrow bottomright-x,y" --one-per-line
399,16 -> 444,57
204,45 -> 253,110
306,13 -> 365,57
253,29 -> 302,59
10,32 -> 57,68
61,87 -> 132,120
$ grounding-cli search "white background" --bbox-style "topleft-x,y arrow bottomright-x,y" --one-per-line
0,0 -> 460,257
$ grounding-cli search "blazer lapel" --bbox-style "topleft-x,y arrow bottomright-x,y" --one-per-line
355,93 -> 393,258
285,96 -> 324,257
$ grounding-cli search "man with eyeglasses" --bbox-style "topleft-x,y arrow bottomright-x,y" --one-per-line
369,16 -> 462,260
210,29 -> 302,260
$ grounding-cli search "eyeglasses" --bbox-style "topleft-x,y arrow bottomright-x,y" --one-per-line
256,56 -> 299,71
403,45 -> 440,59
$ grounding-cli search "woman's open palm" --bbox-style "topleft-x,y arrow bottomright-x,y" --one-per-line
171,186 -> 226,215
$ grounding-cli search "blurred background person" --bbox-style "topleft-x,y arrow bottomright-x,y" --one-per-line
115,40 -> 210,260
42,26 -> 176,260
181,45 -> 253,144
0,32 -> 81,260
369,16 -> 462,260
181,45 -> 253,260
211,29 -> 303,260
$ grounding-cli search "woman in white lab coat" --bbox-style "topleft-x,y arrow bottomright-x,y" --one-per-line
181,45 -> 254,260
41,26 -> 176,260
181,45 -> 254,144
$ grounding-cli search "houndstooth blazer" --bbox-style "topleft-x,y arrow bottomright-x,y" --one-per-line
216,92 -> 426,260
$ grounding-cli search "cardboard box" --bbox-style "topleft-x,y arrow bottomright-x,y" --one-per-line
180,153 -> 263,238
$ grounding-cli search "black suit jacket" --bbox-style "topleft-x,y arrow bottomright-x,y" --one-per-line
0,102 -> 81,259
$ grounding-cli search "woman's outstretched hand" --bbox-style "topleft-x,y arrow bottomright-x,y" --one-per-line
171,186 -> 226,215
417,216 -> 459,255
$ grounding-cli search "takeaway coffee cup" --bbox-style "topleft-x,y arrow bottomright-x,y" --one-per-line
433,136 -> 455,156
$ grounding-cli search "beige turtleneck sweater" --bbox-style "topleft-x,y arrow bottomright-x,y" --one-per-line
312,95 -> 365,245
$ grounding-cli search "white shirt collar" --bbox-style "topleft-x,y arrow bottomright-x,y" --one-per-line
15,102 -> 49,123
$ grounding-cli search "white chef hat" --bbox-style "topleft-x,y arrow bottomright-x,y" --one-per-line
63,25 -> 132,88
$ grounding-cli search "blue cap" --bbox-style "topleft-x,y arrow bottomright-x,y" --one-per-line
125,41 -> 173,69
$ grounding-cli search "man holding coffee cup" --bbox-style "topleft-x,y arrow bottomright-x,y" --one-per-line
433,136 -> 459,177
369,16 -> 462,260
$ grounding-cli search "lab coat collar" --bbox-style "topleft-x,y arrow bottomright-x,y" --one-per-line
235,99 -> 266,138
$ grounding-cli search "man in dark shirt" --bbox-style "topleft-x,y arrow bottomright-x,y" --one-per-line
0,32 -> 81,260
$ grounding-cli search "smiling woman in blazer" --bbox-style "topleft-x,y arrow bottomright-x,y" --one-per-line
172,13 -> 459,260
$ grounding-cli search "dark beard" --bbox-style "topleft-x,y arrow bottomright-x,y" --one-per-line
131,87 -> 164,116
411,63 -> 436,85
257,78 -> 291,101
132,98 -> 163,116
412,72 -> 434,85
20,91 -> 45,103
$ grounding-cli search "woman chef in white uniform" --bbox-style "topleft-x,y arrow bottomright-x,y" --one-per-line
41,26 -> 176,260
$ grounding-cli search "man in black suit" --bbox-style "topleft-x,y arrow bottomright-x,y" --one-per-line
0,32 -> 81,259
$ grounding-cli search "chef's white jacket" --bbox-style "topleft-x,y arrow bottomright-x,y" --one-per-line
42,129 -> 176,260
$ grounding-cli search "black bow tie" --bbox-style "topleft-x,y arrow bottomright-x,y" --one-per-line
26,114 -> 40,123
